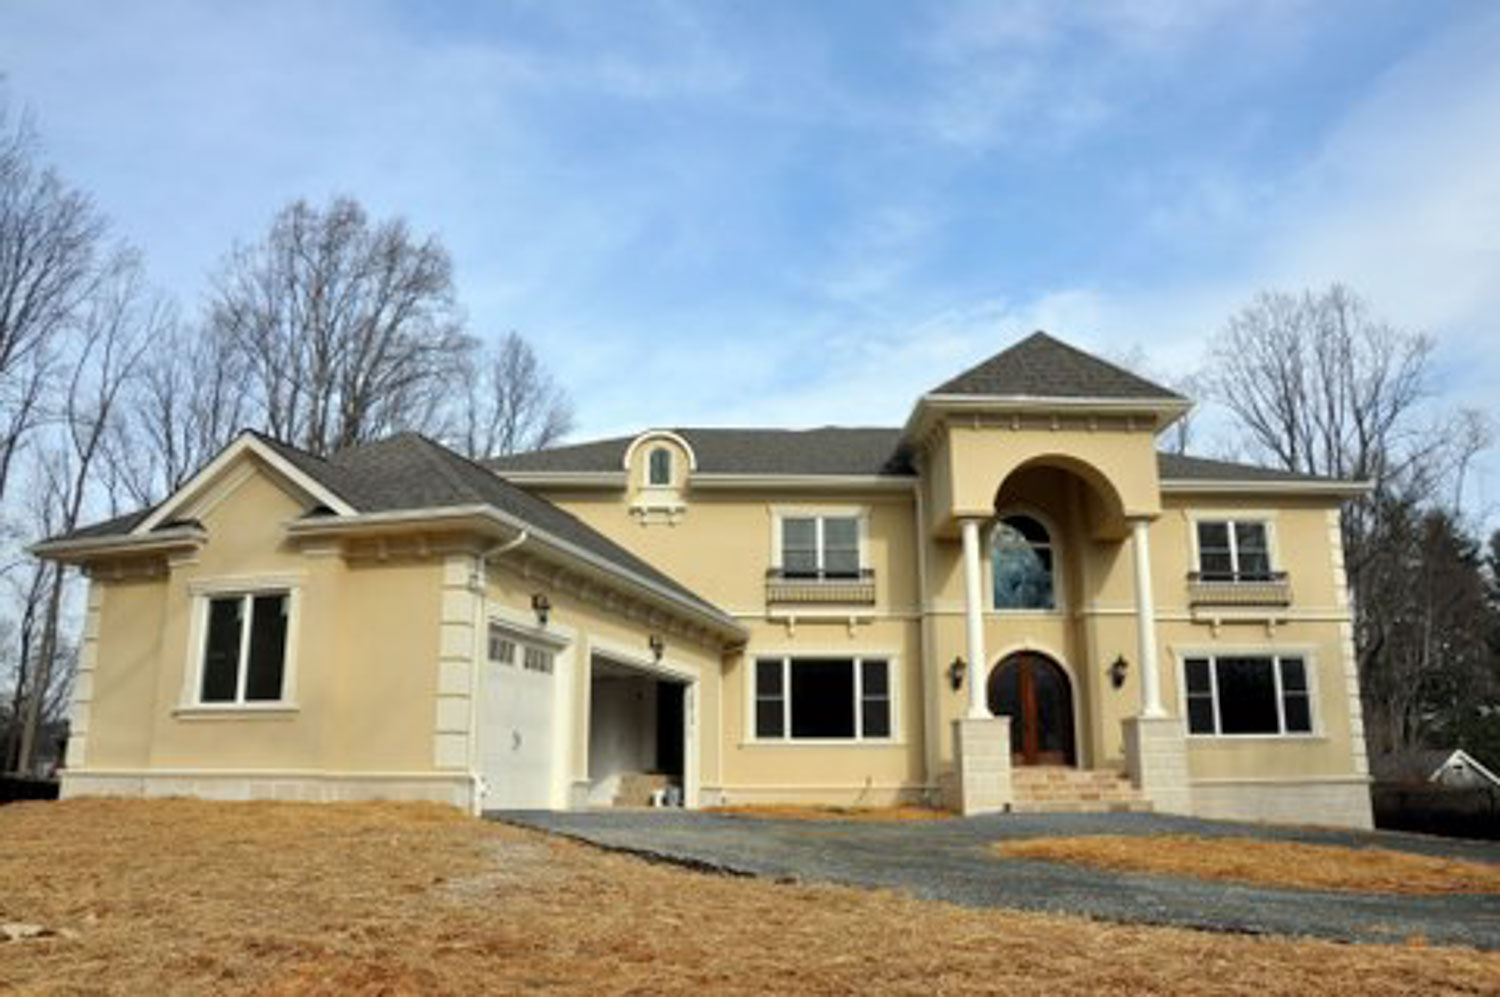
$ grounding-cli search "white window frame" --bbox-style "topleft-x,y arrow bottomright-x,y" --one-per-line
181,575 -> 303,711
769,506 -> 869,578
1187,512 -> 1279,579
985,506 -> 1063,615
745,652 -> 899,745
1176,648 -> 1320,739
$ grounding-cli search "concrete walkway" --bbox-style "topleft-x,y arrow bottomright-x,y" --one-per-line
492,810 -> 1500,950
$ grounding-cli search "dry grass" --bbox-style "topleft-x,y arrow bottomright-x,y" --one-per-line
992,834 -> 1500,895
706,804 -> 952,822
0,801 -> 1496,996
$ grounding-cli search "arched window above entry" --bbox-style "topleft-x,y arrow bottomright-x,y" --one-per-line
991,514 -> 1055,610
648,447 -> 672,486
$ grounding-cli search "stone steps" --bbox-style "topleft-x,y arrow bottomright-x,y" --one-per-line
1010,766 -> 1152,814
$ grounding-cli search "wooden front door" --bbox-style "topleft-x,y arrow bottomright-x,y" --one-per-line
987,652 -> 1076,766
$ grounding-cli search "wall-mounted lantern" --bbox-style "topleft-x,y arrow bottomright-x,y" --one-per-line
649,633 -> 665,662
530,592 -> 551,627
1108,654 -> 1129,690
947,656 -> 967,692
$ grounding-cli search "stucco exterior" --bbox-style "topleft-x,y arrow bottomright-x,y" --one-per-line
39,334 -> 1375,827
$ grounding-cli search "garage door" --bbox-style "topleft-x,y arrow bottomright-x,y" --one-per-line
478,626 -> 557,810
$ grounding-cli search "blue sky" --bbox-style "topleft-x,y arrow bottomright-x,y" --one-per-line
2,1 -> 1497,514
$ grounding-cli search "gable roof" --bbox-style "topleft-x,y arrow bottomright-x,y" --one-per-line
929,331 -> 1184,401
40,431 -> 734,629
1370,748 -> 1500,787
488,427 -> 916,477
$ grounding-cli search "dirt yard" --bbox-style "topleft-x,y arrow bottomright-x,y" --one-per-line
992,834 -> 1500,895
2,800 -> 1498,996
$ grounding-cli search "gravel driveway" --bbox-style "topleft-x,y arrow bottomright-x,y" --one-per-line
493,810 -> 1500,950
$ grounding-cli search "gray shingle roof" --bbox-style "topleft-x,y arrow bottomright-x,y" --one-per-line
931,331 -> 1184,400
487,427 -> 916,476
55,431 -> 730,623
1154,453 -> 1337,483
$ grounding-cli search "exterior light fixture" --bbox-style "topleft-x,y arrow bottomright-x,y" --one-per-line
1108,655 -> 1129,689
530,593 -> 551,627
649,633 -> 665,662
947,656 -> 967,692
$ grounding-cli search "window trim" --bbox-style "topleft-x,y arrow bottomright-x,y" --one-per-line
181,575 -> 303,711
647,447 -> 673,487
744,651 -> 900,745
769,505 -> 870,578
985,506 -> 1064,615
1187,511 -> 1280,581
1174,647 -> 1322,739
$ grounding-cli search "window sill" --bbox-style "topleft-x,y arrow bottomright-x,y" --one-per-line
740,738 -> 903,748
1186,733 -> 1325,743
173,703 -> 300,720
984,609 -> 1063,618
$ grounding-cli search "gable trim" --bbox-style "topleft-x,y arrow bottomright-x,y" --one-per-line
133,434 -> 358,535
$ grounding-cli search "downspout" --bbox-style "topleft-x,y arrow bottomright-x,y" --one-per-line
466,529 -> 530,815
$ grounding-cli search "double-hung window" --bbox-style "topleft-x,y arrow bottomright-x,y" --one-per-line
780,516 -> 860,579
199,591 -> 291,705
1196,520 -> 1272,581
753,656 -> 892,740
1184,654 -> 1313,736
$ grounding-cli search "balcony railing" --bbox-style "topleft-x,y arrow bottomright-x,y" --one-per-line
1187,570 -> 1292,608
766,568 -> 876,606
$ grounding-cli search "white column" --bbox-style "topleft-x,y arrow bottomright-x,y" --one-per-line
1130,517 -> 1165,719
960,518 -> 989,719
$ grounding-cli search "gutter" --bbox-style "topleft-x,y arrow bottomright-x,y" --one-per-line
1159,479 -> 1372,497
29,525 -> 208,561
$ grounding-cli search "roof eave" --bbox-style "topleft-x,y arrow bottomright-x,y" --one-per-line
285,506 -> 746,643
30,526 -> 209,563
690,473 -> 915,491
1160,478 -> 1372,497
494,470 -> 628,489
902,392 -> 1193,442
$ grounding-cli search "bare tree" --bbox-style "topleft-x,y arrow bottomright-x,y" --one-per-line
449,332 -> 574,459
11,260 -> 153,775
106,319 -> 247,507
208,197 -> 473,456
0,104 -> 109,501
1206,284 -> 1494,756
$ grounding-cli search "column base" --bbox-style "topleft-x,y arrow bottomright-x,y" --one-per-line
950,717 -> 1013,816
1122,715 -> 1190,815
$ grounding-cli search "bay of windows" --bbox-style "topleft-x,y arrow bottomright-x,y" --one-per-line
1184,654 -> 1312,736
754,656 -> 891,740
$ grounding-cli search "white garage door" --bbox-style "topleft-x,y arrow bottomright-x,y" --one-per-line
478,627 -> 556,810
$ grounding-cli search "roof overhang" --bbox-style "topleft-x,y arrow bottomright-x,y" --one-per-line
285,504 -> 746,644
690,473 -> 916,492
1160,478 -> 1372,498
903,392 -> 1193,444
30,524 -> 208,563
495,470 -> 628,489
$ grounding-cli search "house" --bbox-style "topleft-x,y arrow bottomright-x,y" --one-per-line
32,332 -> 1375,827
1371,748 -> 1500,791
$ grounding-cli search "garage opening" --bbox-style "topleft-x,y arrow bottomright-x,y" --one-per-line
587,654 -> 688,807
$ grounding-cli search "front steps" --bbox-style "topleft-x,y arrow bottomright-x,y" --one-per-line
1009,766 -> 1152,814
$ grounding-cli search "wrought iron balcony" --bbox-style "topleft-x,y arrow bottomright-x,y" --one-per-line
765,567 -> 876,606
1187,570 -> 1292,607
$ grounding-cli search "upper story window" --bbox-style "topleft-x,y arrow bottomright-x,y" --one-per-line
1196,520 -> 1271,581
648,447 -> 672,486
199,591 -> 290,704
991,515 -> 1054,610
1184,653 -> 1312,736
781,515 -> 860,579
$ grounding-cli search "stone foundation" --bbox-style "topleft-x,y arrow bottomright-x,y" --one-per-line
1122,716 -> 1190,815
60,770 -> 474,809
951,717 -> 1013,815
1191,777 -> 1373,829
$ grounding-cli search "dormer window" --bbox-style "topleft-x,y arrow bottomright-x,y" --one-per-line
648,447 -> 672,486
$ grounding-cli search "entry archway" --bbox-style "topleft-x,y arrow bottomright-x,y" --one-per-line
987,651 -> 1076,766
